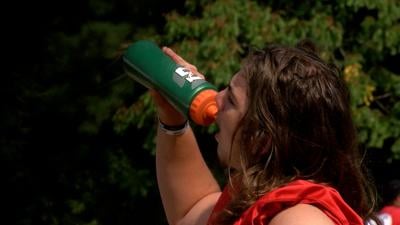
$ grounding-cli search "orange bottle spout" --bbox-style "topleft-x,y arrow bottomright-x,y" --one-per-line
189,89 -> 218,126
205,104 -> 218,122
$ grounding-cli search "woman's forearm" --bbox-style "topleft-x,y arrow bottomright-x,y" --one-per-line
156,126 -> 220,225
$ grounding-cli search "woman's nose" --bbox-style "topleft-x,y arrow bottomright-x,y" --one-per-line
215,89 -> 225,111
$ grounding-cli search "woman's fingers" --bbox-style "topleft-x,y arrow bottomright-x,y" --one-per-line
162,47 -> 205,79
149,89 -> 166,106
149,89 -> 186,125
162,47 -> 187,65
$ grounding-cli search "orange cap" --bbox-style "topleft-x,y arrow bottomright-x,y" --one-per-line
189,89 -> 218,126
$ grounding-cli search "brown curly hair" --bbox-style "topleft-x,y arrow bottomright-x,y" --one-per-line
216,40 -> 378,224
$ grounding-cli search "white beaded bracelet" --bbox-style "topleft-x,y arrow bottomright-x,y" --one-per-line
158,119 -> 189,136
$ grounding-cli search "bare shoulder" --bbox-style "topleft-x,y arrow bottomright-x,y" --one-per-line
269,204 -> 334,225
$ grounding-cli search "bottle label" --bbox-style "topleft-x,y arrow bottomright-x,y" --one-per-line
173,66 -> 206,89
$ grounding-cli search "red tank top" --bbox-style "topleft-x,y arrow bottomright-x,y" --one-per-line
207,179 -> 363,225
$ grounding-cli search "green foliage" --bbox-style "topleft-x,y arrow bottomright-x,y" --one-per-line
113,92 -> 156,133
4,0 -> 168,224
4,0 -> 400,225
107,150 -> 153,197
122,0 -> 400,160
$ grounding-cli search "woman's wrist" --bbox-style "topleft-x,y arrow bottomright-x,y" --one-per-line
158,118 -> 189,136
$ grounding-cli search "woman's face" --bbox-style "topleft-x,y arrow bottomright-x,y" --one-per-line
215,72 -> 248,169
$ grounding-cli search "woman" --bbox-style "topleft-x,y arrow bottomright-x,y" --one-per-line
151,41 -> 378,225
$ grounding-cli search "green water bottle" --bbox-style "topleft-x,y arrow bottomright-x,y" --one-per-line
123,40 -> 218,126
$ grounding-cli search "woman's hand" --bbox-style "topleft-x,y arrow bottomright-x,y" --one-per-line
162,47 -> 204,78
150,47 -> 204,126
